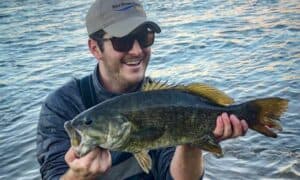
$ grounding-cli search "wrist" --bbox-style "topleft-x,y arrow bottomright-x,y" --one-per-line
61,169 -> 95,180
170,145 -> 204,179
177,144 -> 203,155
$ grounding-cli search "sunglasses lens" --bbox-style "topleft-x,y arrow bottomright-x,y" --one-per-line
110,30 -> 155,52
111,36 -> 133,52
138,31 -> 154,48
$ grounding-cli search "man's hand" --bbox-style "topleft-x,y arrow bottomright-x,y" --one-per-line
61,147 -> 112,180
214,112 -> 249,141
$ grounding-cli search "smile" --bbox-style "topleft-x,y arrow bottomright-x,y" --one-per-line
122,58 -> 143,66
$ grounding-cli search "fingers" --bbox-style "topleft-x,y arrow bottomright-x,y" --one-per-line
213,113 -> 231,141
84,148 -> 101,163
241,119 -> 249,135
65,147 -> 112,178
229,114 -> 242,138
222,113 -> 232,139
213,116 -> 224,140
99,149 -> 112,173
89,150 -> 102,175
65,147 -> 78,164
90,149 -> 111,174
214,113 -> 249,141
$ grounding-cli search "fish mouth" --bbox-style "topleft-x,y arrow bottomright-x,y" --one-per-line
64,121 -> 82,147
64,121 -> 97,157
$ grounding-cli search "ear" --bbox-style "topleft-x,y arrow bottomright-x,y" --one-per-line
88,38 -> 103,60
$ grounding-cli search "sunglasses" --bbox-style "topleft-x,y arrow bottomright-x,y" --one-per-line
101,30 -> 155,52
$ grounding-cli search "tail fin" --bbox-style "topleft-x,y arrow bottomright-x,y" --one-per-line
246,98 -> 288,138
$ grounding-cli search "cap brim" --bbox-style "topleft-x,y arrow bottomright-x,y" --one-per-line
104,17 -> 161,37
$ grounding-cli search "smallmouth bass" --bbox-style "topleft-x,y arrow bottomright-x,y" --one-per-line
64,81 -> 288,173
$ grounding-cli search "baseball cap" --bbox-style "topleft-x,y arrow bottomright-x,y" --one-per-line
86,0 -> 161,37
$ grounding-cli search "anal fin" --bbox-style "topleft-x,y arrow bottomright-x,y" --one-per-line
134,150 -> 152,174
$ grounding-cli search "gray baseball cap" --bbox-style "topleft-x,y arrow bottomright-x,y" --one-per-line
86,0 -> 161,37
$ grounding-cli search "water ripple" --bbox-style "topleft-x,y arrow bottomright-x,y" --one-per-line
0,0 -> 299,179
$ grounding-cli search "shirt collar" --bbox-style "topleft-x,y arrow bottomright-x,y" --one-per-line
91,64 -> 145,103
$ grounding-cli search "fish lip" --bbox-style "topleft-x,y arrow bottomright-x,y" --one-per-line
64,121 -> 73,137
64,121 -> 82,147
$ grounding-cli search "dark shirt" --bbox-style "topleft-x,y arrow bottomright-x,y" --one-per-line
36,65 -> 179,180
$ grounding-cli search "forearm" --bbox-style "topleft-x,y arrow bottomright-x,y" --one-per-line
170,145 -> 204,180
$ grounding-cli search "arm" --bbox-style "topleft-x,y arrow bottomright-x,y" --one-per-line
37,102 -> 72,180
169,113 -> 248,180
170,145 -> 203,180
37,103 -> 111,180
37,82 -> 112,180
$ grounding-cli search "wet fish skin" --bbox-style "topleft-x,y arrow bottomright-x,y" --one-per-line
64,83 -> 288,173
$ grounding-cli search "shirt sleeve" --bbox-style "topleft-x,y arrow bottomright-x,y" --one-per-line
36,81 -> 83,180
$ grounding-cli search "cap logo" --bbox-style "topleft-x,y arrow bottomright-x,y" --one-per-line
112,2 -> 141,11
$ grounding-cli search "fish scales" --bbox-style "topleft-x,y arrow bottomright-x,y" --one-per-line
64,81 -> 288,173
92,90 -> 235,151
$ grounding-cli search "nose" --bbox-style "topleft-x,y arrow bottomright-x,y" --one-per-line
128,40 -> 143,56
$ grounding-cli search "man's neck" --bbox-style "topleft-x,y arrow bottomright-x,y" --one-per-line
102,79 -> 139,93
97,67 -> 141,94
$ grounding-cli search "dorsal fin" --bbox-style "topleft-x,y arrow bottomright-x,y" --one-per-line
179,83 -> 234,106
142,79 -> 176,91
142,80 -> 234,106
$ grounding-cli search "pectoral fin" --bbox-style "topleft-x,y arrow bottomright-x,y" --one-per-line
193,133 -> 223,157
134,150 -> 152,174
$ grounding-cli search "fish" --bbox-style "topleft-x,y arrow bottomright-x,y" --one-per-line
64,80 -> 289,173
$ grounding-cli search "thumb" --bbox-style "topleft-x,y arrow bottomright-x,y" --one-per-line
65,147 -> 78,164
100,149 -> 111,160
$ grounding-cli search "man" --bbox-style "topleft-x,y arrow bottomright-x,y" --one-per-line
37,0 -> 248,179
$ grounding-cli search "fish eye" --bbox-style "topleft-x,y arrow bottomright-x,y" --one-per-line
85,118 -> 93,125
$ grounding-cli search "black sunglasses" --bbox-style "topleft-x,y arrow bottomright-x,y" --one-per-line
102,30 -> 155,52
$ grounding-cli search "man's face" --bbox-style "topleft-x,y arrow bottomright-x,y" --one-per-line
98,29 -> 152,89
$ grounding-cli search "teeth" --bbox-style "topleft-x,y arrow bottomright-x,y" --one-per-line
126,61 -> 139,65
123,59 -> 142,65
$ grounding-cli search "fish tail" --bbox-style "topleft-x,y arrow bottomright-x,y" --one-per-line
242,98 -> 288,138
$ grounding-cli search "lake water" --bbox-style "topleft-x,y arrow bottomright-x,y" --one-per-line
0,0 -> 299,179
